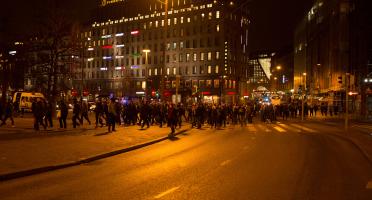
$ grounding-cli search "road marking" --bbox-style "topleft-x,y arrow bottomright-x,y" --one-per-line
247,125 -> 257,132
257,124 -> 271,132
290,124 -> 317,133
273,126 -> 286,133
277,123 -> 301,132
367,180 -> 372,189
154,186 -> 180,199
220,160 -> 231,166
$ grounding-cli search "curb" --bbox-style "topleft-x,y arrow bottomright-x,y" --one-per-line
327,132 -> 372,167
0,128 -> 191,182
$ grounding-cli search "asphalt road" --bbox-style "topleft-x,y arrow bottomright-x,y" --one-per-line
1,121 -> 371,200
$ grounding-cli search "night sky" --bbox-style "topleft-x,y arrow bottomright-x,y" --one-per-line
0,0 -> 313,51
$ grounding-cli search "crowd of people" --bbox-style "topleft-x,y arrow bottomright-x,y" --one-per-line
0,96 -> 345,134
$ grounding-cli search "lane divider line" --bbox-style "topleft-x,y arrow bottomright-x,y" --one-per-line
154,186 -> 181,199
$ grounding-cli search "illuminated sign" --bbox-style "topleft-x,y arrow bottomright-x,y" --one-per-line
116,44 -> 125,48
9,51 -> 17,55
100,67 -> 108,71
102,45 -> 113,49
103,56 -> 112,60
101,0 -> 124,7
87,58 -> 94,62
115,33 -> 124,37
136,91 -> 145,95
131,30 -> 139,35
101,34 -> 112,39
87,47 -> 94,51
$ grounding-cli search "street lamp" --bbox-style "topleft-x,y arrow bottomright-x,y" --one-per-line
142,49 -> 151,100
158,0 -> 168,102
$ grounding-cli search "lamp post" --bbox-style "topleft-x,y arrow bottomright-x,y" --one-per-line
142,49 -> 151,100
302,72 -> 307,121
157,0 -> 168,102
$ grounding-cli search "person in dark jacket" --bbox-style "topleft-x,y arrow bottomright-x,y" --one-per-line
44,100 -> 53,128
167,103 -> 177,136
58,100 -> 68,129
0,101 -> 15,127
32,98 -> 46,131
72,99 -> 81,128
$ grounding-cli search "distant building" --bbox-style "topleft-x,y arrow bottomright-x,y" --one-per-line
294,0 -> 372,118
73,0 -> 254,103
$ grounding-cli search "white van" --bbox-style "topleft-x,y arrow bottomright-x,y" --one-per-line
13,92 -> 45,112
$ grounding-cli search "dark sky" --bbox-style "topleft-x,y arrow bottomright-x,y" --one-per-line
0,0 -> 313,51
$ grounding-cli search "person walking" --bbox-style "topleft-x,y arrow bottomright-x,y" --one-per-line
32,98 -> 46,131
167,103 -> 177,137
107,98 -> 117,132
80,100 -> 91,126
94,99 -> 104,128
44,100 -> 53,128
0,101 -> 15,127
58,100 -> 68,129
72,99 -> 81,128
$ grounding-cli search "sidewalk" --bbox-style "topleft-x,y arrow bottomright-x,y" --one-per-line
0,118 -> 190,180
282,114 -> 372,166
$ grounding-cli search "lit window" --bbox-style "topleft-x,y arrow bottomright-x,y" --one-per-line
168,19 -> 171,26
180,41 -> 184,49
209,12 -> 213,20
216,11 -> 220,19
173,42 -> 177,49
187,17 -> 191,23
200,53 -> 205,61
155,21 -> 158,27
154,68 -> 158,75
193,53 -> 197,61
167,68 -> 170,75
216,25 -> 220,32
208,65 -> 212,74
161,20 -> 164,26
174,18 -> 177,25
207,52 -> 212,61
173,67 -> 176,75
181,17 -> 184,23
215,65 -> 219,73
216,52 -> 220,59
186,53 -> 190,62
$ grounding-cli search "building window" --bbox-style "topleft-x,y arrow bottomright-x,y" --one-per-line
167,68 -> 170,75
216,11 -> 220,19
207,52 -> 212,61
193,53 -> 197,61
186,53 -> 190,62
200,52 -> 205,61
180,17 -> 184,23
193,66 -> 197,74
215,65 -> 219,73
206,80 -> 212,88
173,42 -> 177,49
216,24 -> 220,32
179,53 -> 183,62
216,52 -> 220,60
180,41 -> 184,49
214,80 -> 220,88
207,65 -> 212,74
173,67 -> 176,75
149,68 -> 152,76
154,68 -> 158,75
200,65 -> 204,74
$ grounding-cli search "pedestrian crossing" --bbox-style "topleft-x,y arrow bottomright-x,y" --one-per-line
242,122 -> 319,134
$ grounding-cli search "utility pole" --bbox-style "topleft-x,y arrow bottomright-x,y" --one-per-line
345,73 -> 350,131
302,73 -> 307,121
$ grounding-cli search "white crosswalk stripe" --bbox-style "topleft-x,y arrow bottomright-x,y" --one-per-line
288,124 -> 318,133
241,123 -> 319,134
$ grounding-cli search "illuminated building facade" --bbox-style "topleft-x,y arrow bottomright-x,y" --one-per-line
73,0 -> 252,103
294,0 -> 372,118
